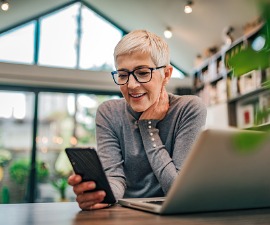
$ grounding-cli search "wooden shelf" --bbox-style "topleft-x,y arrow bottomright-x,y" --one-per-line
209,74 -> 224,85
193,23 -> 270,129
246,123 -> 270,132
228,87 -> 269,103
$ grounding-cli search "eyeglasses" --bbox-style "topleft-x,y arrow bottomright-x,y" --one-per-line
111,66 -> 166,85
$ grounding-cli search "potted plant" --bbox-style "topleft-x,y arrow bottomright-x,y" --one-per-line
0,149 -> 12,203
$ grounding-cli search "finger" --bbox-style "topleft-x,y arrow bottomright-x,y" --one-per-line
77,191 -> 106,210
77,190 -> 105,204
159,86 -> 168,106
90,203 -> 111,210
68,174 -> 82,186
73,181 -> 96,195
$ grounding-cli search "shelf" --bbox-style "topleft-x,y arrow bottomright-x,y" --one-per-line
192,23 -> 269,129
195,84 -> 204,92
246,123 -> 270,132
228,87 -> 269,103
194,75 -> 225,92
209,74 -> 224,85
226,22 -> 264,50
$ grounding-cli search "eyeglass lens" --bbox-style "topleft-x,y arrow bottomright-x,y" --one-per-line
114,68 -> 152,84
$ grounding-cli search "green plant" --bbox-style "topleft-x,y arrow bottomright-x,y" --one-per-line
51,177 -> 68,200
9,159 -> 29,185
1,186 -> 10,204
9,159 -> 49,185
0,149 -> 12,167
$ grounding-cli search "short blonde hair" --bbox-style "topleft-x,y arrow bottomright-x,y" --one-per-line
114,30 -> 170,68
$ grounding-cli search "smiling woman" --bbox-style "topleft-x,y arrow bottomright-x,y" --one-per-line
67,29 -> 207,211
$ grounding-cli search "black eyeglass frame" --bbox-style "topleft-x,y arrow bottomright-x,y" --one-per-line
111,65 -> 166,85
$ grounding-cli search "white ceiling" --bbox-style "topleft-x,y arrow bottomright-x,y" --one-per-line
0,0 -> 261,75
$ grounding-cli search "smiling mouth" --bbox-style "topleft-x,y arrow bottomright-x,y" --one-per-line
129,93 -> 145,98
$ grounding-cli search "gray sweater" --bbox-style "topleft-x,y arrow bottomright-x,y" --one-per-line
96,93 -> 207,200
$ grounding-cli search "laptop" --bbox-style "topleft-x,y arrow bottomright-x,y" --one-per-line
118,128 -> 270,214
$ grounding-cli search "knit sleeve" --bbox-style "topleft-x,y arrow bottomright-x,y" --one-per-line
95,101 -> 126,200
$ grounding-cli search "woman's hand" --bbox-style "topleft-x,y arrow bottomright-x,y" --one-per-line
68,174 -> 110,210
139,85 -> 169,120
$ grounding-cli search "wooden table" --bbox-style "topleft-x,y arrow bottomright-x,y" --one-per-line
1,202 -> 270,225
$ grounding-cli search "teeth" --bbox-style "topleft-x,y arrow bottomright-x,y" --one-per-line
130,93 -> 144,98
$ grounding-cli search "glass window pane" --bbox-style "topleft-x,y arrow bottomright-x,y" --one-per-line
0,90 -> 34,203
79,6 -> 122,71
171,66 -> 185,79
36,92 -> 119,202
38,4 -> 80,68
0,23 -> 35,64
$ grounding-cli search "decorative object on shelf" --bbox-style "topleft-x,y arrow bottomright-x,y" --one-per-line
222,26 -> 234,46
252,35 -> 267,51
194,54 -> 203,68
193,1 -> 270,130
243,16 -> 263,36
226,22 -> 269,77
204,46 -> 218,58
256,92 -> 270,125
238,70 -> 262,95
237,104 -> 255,128
221,26 -> 234,52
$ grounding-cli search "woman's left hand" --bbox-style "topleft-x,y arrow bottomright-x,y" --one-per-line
139,85 -> 169,121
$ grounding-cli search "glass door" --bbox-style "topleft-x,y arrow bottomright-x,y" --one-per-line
0,90 -> 34,203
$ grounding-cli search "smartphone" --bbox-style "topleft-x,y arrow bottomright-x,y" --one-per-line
65,147 -> 116,204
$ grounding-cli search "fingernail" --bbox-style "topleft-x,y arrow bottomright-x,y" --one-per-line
99,191 -> 106,197
89,182 -> 96,189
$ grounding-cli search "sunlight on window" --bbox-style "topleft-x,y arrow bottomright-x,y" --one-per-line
0,1 -> 183,80
171,66 -> 185,79
38,3 -> 80,68
67,95 -> 75,116
0,22 -> 34,64
79,6 -> 122,71
0,92 -> 26,119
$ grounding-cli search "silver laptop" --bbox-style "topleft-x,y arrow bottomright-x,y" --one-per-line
118,128 -> 270,214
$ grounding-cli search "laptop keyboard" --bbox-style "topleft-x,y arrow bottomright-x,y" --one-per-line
144,200 -> 164,205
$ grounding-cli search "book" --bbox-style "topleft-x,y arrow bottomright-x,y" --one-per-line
237,104 -> 255,128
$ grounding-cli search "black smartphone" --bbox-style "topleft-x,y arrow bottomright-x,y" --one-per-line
65,147 -> 116,204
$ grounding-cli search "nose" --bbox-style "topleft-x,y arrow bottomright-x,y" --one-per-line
127,74 -> 140,89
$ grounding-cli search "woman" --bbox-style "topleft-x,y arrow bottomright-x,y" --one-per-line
68,30 -> 207,210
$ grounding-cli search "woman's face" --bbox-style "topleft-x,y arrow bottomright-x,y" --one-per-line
116,51 -> 170,112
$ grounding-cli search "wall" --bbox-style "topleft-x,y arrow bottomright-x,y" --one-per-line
0,62 -> 192,93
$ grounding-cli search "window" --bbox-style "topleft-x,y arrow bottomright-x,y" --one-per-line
171,66 -> 185,79
38,3 -> 80,68
79,6 -> 122,71
0,22 -> 35,64
0,91 -> 34,203
36,92 -> 120,202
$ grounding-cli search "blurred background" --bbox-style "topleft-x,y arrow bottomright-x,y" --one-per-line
0,0 -> 269,204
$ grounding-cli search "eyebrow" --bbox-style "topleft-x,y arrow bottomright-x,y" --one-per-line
117,65 -> 152,71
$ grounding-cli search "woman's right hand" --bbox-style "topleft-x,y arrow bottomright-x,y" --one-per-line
68,174 -> 109,210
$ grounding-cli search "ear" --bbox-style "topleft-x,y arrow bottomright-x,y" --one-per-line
163,65 -> 173,85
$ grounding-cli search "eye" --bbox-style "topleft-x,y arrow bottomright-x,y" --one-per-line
136,68 -> 151,77
118,72 -> 129,79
